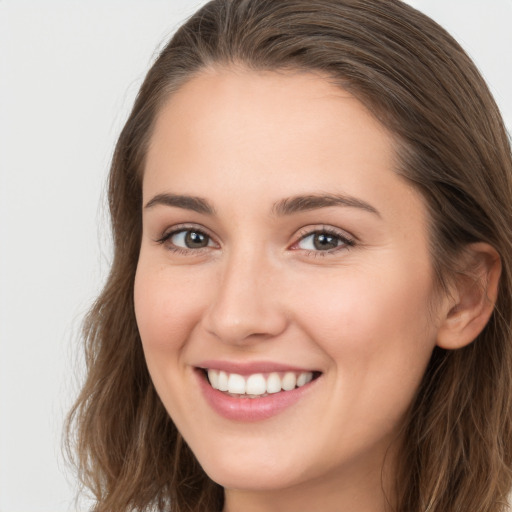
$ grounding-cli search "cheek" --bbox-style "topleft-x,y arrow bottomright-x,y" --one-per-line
133,260 -> 213,425
298,264 -> 434,340
134,261 -> 208,357
293,262 -> 437,406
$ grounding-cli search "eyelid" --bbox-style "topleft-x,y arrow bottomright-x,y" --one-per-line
154,223 -> 355,255
290,225 -> 356,253
155,223 -> 219,250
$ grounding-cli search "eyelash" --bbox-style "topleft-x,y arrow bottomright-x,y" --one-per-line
293,226 -> 355,257
155,224 -> 356,257
155,224 -> 215,256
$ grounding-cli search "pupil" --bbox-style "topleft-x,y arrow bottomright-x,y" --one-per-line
313,233 -> 338,250
185,231 -> 208,248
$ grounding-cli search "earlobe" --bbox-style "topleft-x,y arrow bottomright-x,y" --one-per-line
436,243 -> 501,350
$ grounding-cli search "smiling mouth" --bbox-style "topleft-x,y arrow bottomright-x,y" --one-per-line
201,368 -> 321,398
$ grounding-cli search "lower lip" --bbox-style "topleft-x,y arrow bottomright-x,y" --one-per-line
196,369 -> 319,422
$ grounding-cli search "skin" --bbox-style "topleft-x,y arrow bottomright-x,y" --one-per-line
134,67 -> 455,512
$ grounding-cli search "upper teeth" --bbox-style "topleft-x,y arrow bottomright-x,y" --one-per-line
207,369 -> 314,396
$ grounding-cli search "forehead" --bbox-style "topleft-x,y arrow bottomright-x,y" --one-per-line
143,67 -> 423,225
147,67 -> 392,163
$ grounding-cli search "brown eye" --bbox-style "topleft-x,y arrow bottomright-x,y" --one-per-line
312,233 -> 339,250
185,231 -> 209,248
295,229 -> 355,253
170,229 -> 212,249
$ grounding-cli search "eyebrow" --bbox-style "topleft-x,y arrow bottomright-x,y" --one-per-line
144,193 -> 216,215
272,193 -> 380,217
144,192 -> 380,217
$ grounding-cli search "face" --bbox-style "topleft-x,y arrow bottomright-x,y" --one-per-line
134,68 -> 443,502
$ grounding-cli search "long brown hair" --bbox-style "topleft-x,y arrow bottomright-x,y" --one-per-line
66,1 -> 512,510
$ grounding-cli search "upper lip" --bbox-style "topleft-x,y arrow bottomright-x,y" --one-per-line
196,360 -> 319,376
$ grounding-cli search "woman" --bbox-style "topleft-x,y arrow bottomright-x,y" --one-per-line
66,1 -> 512,511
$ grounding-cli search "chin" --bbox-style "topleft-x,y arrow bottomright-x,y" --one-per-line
190,440 -> 308,491
203,464 -> 304,492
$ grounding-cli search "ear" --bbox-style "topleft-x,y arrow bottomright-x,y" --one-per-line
436,243 -> 501,350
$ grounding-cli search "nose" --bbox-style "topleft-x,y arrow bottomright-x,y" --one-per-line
201,248 -> 288,345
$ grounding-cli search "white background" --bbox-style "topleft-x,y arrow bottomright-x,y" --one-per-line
0,1 -> 511,511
